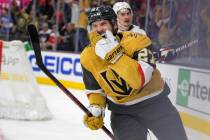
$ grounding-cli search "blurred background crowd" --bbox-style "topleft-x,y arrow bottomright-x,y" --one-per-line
0,0 -> 210,68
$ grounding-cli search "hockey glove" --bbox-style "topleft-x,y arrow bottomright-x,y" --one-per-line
156,47 -> 176,63
83,104 -> 105,130
95,30 -> 124,63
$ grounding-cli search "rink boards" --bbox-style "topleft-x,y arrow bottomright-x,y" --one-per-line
157,64 -> 210,136
27,51 -> 210,137
27,51 -> 84,89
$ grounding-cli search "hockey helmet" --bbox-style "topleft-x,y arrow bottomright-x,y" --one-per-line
88,6 -> 117,25
113,2 -> 132,14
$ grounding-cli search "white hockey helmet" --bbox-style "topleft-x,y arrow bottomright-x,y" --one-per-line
113,2 -> 132,14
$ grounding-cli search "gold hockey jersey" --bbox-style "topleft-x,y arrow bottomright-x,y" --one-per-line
80,31 -> 164,106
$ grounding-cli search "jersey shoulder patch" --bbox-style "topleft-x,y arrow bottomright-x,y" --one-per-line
131,25 -> 147,35
119,31 -> 152,56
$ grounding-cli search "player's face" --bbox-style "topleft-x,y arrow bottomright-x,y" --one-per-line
117,9 -> 133,28
91,20 -> 113,35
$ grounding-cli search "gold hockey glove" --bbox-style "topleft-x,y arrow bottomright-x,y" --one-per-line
83,104 -> 105,130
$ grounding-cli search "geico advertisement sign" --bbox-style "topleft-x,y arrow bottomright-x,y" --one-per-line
27,51 -> 83,82
176,69 -> 210,115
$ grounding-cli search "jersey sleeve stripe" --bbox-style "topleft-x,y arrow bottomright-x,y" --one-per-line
138,61 -> 154,86
137,63 -> 145,88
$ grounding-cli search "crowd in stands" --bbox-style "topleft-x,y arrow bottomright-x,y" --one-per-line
0,0 -> 160,52
0,0 -> 210,57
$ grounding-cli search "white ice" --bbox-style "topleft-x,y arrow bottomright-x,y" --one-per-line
0,85 -> 210,140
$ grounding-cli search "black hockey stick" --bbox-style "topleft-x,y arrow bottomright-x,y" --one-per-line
27,24 -> 115,140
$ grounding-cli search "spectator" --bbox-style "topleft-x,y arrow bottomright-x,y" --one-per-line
47,25 -> 61,51
0,8 -> 14,35
70,0 -> 80,25
78,0 -> 89,29
200,4 -> 210,53
53,9 -> 65,30
147,3 -> 177,50
90,0 -> 99,8
156,4 -> 171,46
57,22 -> 76,52
64,0 -> 72,23
133,0 -> 147,29
74,27 -> 89,52
38,0 -> 54,23
15,9 -> 31,35
39,22 -> 52,50
10,0 -> 21,30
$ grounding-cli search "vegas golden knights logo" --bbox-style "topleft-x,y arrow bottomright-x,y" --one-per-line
100,69 -> 132,95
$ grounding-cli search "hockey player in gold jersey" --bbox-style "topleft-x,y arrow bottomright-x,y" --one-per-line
81,6 -> 188,140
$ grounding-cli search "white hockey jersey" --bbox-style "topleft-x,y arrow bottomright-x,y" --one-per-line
118,24 -> 147,35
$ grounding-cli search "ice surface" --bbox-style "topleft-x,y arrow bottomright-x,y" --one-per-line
0,85 -> 209,140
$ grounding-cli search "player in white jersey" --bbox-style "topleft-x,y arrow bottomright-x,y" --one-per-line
113,2 -> 177,63
113,2 -> 146,35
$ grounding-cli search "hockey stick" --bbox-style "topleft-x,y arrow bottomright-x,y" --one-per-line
27,24 -> 115,140
154,39 -> 198,62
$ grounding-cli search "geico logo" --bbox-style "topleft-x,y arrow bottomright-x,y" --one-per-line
179,80 -> 210,102
29,54 -> 82,76
2,54 -> 19,66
